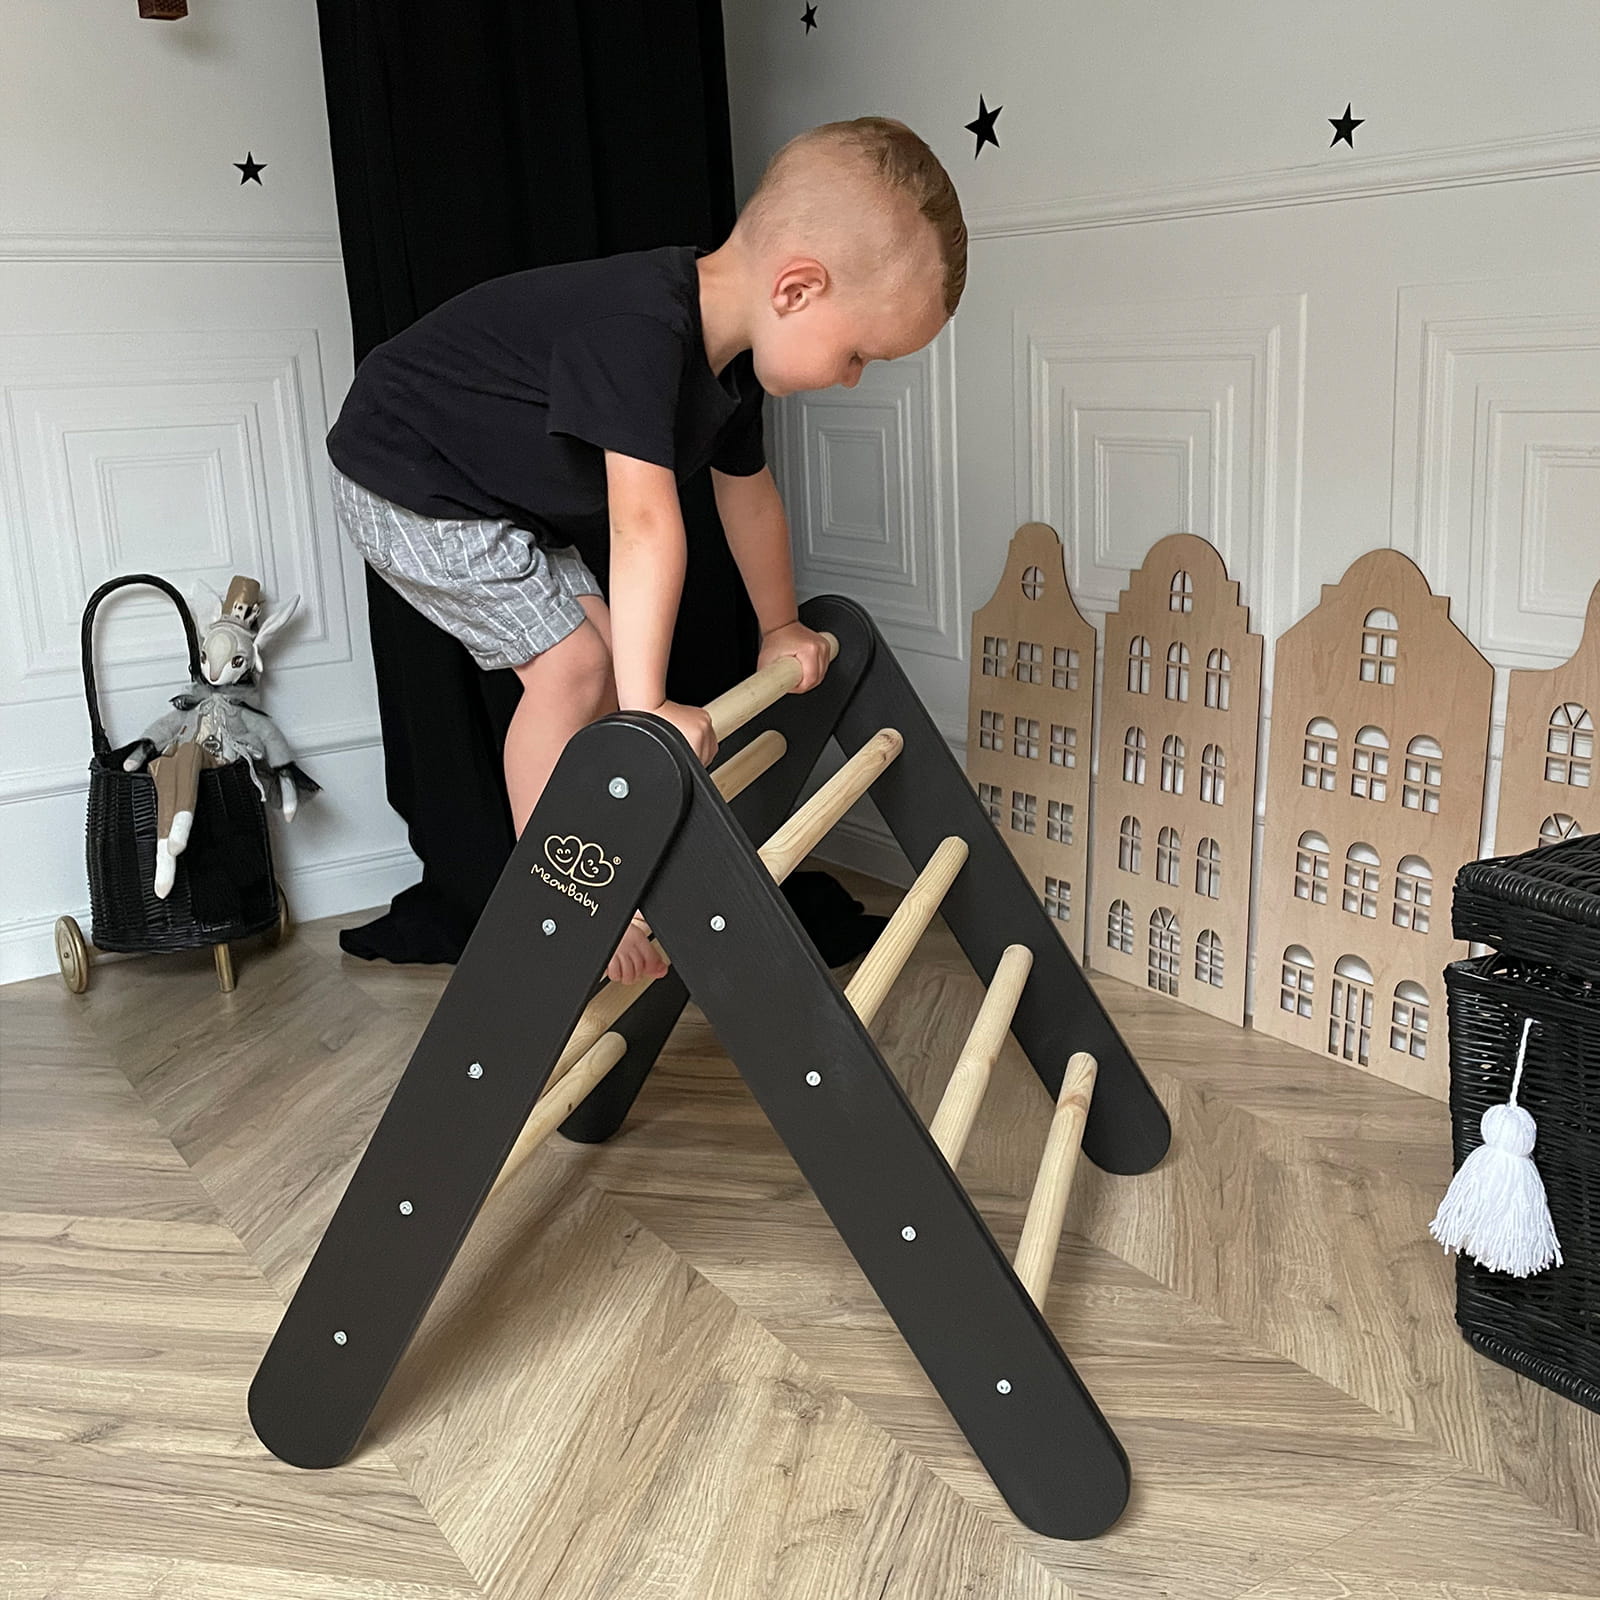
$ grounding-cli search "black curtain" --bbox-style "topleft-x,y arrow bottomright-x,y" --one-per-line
315,0 -> 876,965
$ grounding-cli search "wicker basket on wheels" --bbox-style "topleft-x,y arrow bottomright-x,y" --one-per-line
56,573 -> 289,995
1444,830 -> 1600,1413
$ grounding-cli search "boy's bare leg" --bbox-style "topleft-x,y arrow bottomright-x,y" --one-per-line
506,596 -> 668,985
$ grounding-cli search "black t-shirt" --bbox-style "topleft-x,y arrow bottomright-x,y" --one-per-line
326,244 -> 766,573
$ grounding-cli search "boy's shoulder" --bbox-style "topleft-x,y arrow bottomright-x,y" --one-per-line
451,243 -> 704,341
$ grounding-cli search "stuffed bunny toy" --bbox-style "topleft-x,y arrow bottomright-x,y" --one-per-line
123,576 -> 320,898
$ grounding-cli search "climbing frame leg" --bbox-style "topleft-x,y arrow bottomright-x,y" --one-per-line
802,594 -> 1170,1176
636,740 -> 1133,1541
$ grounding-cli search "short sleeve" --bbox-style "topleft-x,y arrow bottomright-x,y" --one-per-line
709,391 -> 767,477
545,314 -> 686,470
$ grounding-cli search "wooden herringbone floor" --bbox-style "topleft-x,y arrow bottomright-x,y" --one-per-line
3,864 -> 1598,1599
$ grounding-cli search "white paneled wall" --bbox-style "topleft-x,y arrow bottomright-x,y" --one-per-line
1,3 -> 414,983
735,2 -> 1600,1019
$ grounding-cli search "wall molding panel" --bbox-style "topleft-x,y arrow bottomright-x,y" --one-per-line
969,127 -> 1600,239
1391,272 -> 1600,670
0,230 -> 342,262
0,326 -> 351,707
1015,293 -> 1307,652
775,327 -> 960,659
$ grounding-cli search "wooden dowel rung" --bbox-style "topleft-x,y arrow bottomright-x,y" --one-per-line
704,632 -> 840,742
844,836 -> 970,1030
498,725 -> 897,1179
927,944 -> 1034,1169
490,1031 -> 628,1199
1012,1052 -> 1099,1309
756,728 -> 904,884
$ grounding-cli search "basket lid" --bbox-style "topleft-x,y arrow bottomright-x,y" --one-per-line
1452,832 -> 1600,974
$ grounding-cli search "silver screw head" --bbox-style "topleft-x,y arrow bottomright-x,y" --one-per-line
542,918 -> 557,935
805,1070 -> 822,1086
901,1225 -> 917,1241
608,777 -> 629,798
333,1330 -> 348,1346
398,1200 -> 413,1216
710,915 -> 726,932
996,1379 -> 1012,1395
467,1062 -> 484,1079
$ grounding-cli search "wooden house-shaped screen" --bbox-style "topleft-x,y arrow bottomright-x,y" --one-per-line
1087,534 -> 1263,1025
1251,550 -> 1492,1100
1496,577 -> 1598,854
966,523 -> 1097,960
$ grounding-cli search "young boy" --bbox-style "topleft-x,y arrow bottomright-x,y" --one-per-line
327,117 -> 967,984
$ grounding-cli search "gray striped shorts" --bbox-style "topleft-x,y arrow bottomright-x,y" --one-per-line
329,463 -> 602,671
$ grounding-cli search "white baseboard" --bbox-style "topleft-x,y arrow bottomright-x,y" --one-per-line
0,844 -> 419,987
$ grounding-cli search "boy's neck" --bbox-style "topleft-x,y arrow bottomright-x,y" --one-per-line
694,245 -> 752,380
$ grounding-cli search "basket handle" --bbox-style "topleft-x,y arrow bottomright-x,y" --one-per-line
81,574 -> 203,757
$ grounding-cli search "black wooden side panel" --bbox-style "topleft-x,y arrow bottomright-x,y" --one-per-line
806,595 -> 1171,1176
249,721 -> 688,1468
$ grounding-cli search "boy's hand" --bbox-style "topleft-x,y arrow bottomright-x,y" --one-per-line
758,621 -> 831,693
651,699 -> 719,766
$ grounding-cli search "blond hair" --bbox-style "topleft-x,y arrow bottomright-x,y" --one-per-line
733,118 -> 967,319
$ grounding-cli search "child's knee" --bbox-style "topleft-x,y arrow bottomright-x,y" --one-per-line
516,619 -> 614,711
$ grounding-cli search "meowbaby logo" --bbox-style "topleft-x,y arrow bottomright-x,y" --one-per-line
531,834 -> 617,916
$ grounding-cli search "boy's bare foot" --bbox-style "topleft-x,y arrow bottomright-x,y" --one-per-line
605,912 -> 668,985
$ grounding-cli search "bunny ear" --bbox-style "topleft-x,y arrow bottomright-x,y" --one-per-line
191,577 -> 225,622
254,593 -> 301,647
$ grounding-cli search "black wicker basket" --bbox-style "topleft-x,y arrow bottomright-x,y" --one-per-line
1444,831 -> 1600,1413
82,574 -> 279,954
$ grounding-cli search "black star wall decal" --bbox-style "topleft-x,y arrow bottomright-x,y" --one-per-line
801,3 -> 817,31
235,152 -> 267,185
1328,104 -> 1364,148
965,95 -> 1002,158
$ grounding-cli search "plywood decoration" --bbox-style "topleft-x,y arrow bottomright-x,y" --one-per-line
966,523 -> 1097,960
1495,577 -> 1599,854
1252,550 -> 1492,1100
1086,534 -> 1263,1026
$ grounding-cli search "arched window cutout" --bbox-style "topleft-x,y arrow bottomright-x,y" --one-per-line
1195,928 -> 1225,987
1118,815 -> 1142,873
1205,648 -> 1231,710
1127,635 -> 1152,695
1021,565 -> 1045,601
1107,897 -> 1134,954
1280,945 -> 1315,1018
1329,955 -> 1375,1065
1352,726 -> 1390,801
1200,743 -> 1226,805
1156,825 -> 1182,886
1165,641 -> 1190,702
1160,734 -> 1185,795
1196,837 -> 1221,898
1540,813 -> 1583,847
1403,734 -> 1444,812
1343,843 -> 1380,918
1361,609 -> 1398,685
1170,571 -> 1194,613
1123,726 -> 1147,785
1546,703 -> 1594,787
1295,831 -> 1331,904
1391,980 -> 1429,1059
1394,854 -> 1434,935
1148,907 -> 1181,995
1303,718 -> 1338,790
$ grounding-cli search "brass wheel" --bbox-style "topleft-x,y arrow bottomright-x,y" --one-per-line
267,881 -> 291,947
55,916 -> 91,994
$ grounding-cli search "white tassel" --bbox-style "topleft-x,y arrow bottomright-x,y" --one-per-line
1430,1017 -> 1563,1278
